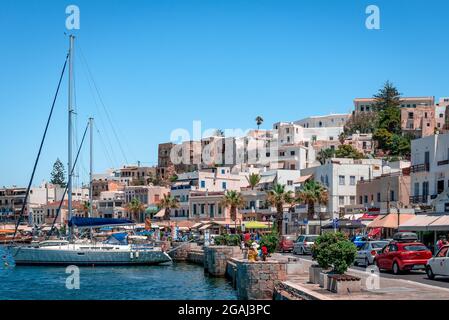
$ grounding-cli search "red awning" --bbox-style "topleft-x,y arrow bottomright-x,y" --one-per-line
361,213 -> 379,220
368,227 -> 381,237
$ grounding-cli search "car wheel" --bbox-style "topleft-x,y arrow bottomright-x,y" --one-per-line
426,266 -> 435,280
392,262 -> 401,275
354,260 -> 359,266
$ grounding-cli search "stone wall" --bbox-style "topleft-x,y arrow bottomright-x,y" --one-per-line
168,242 -> 200,261
187,249 -> 204,265
204,246 -> 242,277
233,258 -> 287,300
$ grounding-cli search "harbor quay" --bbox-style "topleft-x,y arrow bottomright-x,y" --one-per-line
167,242 -> 449,300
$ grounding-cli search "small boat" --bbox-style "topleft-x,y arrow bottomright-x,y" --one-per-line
9,218 -> 172,266
0,229 -> 32,245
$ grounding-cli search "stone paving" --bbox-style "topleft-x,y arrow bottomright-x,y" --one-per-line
272,254 -> 449,300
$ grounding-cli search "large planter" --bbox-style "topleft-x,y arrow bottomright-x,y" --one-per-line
308,265 -> 322,284
319,271 -> 330,289
327,274 -> 362,294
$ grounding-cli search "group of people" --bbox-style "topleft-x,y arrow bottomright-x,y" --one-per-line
437,236 -> 448,250
241,231 -> 268,262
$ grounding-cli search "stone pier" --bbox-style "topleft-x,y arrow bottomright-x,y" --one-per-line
232,258 -> 287,300
168,242 -> 200,261
203,246 -> 242,277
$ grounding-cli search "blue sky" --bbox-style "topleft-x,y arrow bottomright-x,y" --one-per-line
1,0 -> 448,187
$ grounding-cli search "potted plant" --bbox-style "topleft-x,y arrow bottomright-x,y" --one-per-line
310,232 -> 357,288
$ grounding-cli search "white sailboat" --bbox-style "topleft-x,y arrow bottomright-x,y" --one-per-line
9,35 -> 172,266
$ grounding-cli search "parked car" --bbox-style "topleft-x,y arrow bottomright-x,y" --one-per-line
293,235 -> 319,255
352,235 -> 368,249
354,241 -> 389,266
426,245 -> 449,280
374,233 -> 432,275
279,235 -> 296,252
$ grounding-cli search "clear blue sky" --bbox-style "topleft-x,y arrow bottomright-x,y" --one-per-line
1,0 -> 448,187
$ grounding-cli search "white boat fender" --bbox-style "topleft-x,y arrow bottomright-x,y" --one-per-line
135,251 -> 139,258
130,252 -> 134,259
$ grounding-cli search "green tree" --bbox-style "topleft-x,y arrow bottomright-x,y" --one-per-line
335,144 -> 365,159
267,184 -> 294,235
126,197 -> 145,222
344,112 -> 379,135
311,232 -> 357,274
317,148 -> 336,165
373,80 -> 402,111
159,194 -> 180,220
296,180 -> 328,220
255,116 -> 264,130
50,158 -> 67,188
220,190 -> 245,222
246,173 -> 261,190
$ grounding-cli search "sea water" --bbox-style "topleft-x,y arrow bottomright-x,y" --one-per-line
0,246 -> 237,300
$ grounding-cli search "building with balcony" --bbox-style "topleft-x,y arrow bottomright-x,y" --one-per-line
300,158 -> 383,218
96,191 -> 126,219
354,96 -> 435,113
294,114 -> 351,128
401,105 -> 435,138
410,133 -> 449,206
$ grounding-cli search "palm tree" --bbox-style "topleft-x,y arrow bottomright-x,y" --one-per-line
159,194 -> 180,220
81,201 -> 90,217
255,116 -> 264,131
246,173 -> 261,190
220,190 -> 245,223
296,180 -> 328,221
266,183 -> 294,235
125,197 -> 145,222
316,148 -> 335,165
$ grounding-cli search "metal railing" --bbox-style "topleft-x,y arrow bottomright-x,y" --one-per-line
410,163 -> 430,173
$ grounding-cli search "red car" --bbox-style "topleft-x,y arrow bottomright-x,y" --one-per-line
279,235 -> 296,253
374,241 -> 432,275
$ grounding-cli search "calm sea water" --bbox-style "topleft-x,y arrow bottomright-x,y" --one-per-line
0,246 -> 237,300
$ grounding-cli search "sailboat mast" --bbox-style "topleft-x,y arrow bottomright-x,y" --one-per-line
68,35 -> 74,233
89,117 -> 94,218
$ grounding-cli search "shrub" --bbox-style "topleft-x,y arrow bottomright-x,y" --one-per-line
259,232 -> 279,254
213,234 -> 241,246
311,232 -> 357,274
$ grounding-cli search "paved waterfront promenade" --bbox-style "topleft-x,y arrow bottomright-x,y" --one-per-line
272,254 -> 449,300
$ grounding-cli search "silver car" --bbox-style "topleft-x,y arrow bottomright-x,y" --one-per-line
354,241 -> 389,266
293,235 -> 319,255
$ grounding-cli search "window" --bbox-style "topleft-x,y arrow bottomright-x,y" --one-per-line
366,106 -> 370,112
350,196 -> 355,205
339,175 -> 345,185
390,190 -> 395,201
377,192 -> 381,202
423,181 -> 429,198
437,246 -> 449,257
364,195 -> 368,204
222,182 -> 227,190
218,206 -> 222,215
200,204 -> 205,215
440,113 -> 444,118
425,112 -> 428,118
287,180 -> 293,186
339,196 -> 344,206
290,151 -> 295,156
359,196 -> 363,204
361,106 -> 365,112
408,112 -> 414,119
221,169 -> 225,174
200,180 -> 206,188
350,176 -> 356,186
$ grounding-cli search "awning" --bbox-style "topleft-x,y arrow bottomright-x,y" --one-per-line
191,222 -> 203,229
322,219 -> 365,230
343,214 -> 364,220
399,215 -> 442,231
153,209 -> 166,218
173,181 -> 191,187
367,213 -> 415,229
244,221 -> 270,229
68,217 -> 134,229
428,215 -> 449,231
361,213 -> 379,220
199,224 -> 212,230
258,175 -> 276,184
295,175 -> 313,184
368,227 -> 381,238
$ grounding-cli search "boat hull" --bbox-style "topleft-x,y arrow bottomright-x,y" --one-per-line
10,246 -> 172,266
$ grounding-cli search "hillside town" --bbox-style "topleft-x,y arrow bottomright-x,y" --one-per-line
3,83 -> 449,251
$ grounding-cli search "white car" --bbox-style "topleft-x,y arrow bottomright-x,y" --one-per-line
293,235 -> 319,255
354,241 -> 389,266
426,245 -> 449,279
